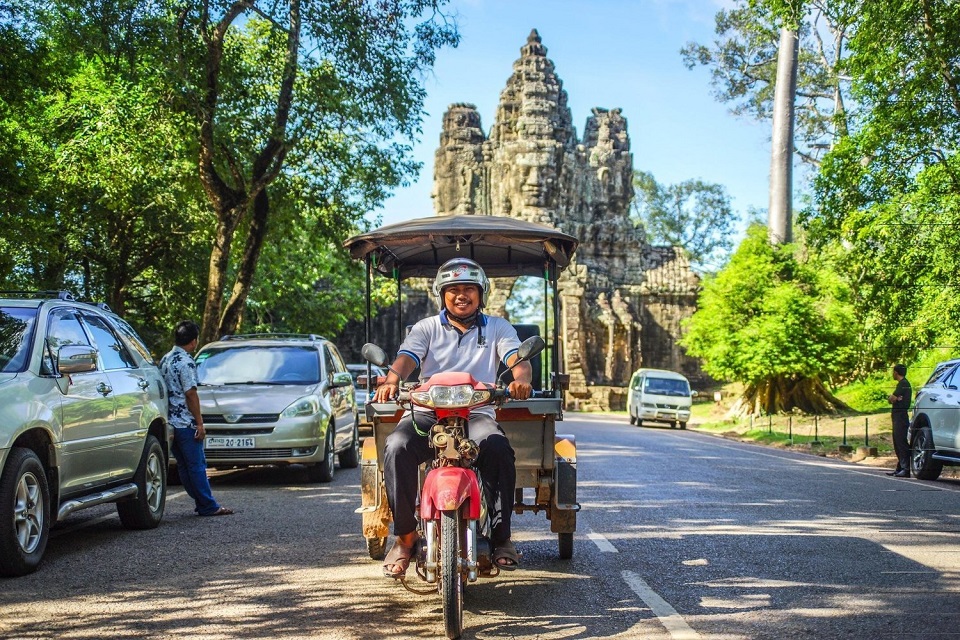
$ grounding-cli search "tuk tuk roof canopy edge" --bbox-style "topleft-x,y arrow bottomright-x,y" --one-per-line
343,214 -> 580,280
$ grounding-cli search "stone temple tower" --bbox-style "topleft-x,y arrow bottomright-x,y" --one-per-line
431,30 -> 702,409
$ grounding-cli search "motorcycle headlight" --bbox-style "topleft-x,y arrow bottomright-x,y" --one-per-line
281,395 -> 320,418
411,385 -> 490,408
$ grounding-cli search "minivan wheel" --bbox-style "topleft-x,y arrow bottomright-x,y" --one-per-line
911,428 -> 943,481
338,420 -> 361,470
118,435 -> 166,529
0,448 -> 50,577
629,411 -> 637,426
307,426 -> 336,483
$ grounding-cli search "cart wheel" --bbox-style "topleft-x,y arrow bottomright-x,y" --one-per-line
558,532 -> 573,559
367,536 -> 387,560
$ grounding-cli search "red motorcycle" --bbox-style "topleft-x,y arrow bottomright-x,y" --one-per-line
362,335 -> 544,639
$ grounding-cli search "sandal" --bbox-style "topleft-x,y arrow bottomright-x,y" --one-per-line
493,540 -> 520,571
383,540 -> 416,578
200,506 -> 234,517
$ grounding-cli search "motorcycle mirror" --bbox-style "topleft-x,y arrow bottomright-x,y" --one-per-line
497,335 -> 546,384
517,335 -> 545,361
361,343 -> 388,367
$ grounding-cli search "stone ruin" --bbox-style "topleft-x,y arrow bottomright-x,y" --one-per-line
340,30 -> 703,410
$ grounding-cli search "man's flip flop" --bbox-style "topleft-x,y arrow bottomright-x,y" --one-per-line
383,541 -> 416,578
493,540 -> 520,571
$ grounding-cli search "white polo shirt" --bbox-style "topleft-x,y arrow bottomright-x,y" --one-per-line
398,311 -> 521,417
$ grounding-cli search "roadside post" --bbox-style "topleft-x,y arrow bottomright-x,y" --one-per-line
857,416 -> 878,457
838,417 -> 853,453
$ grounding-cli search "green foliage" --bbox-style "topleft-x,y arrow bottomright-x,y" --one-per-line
682,224 -> 858,392
631,170 -> 736,271
807,0 -> 960,367
682,0 -> 855,166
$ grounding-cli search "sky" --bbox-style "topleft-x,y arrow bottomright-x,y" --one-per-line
372,0 -> 773,237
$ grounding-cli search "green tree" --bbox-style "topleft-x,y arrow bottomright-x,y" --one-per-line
681,224 -> 856,414
170,0 -> 459,342
631,171 -> 736,272
681,0 -> 855,167
808,0 -> 960,366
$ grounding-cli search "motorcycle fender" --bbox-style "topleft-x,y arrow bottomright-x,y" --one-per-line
420,467 -> 481,521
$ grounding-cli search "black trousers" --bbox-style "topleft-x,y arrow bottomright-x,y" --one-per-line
892,410 -> 910,470
383,410 -> 516,546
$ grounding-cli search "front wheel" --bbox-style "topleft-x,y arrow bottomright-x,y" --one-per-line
338,420 -> 361,469
118,435 -> 166,529
911,427 -> 943,481
440,511 -> 463,639
628,411 -> 636,426
0,448 -> 50,577
307,425 -> 336,483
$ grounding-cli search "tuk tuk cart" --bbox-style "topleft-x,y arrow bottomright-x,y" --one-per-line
343,214 -> 580,561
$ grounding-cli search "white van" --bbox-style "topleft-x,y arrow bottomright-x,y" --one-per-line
626,368 -> 695,429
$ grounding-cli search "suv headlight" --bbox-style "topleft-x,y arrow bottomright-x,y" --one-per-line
281,396 -> 320,418
411,385 -> 490,408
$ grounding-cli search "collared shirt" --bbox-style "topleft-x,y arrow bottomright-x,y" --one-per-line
892,378 -> 911,413
397,311 -> 521,417
160,345 -> 199,429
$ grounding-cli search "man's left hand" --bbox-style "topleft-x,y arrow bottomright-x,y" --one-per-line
507,381 -> 532,401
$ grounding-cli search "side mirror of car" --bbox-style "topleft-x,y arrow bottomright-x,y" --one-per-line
691,390 -> 699,398
331,371 -> 353,389
57,345 -> 98,374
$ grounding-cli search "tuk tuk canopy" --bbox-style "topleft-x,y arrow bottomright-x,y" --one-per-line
343,214 -> 579,280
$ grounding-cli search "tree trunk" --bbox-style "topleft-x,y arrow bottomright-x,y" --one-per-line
768,27 -> 799,245
219,188 -> 271,336
733,374 -> 851,416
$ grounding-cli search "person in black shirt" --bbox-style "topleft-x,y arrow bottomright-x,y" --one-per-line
886,363 -> 912,478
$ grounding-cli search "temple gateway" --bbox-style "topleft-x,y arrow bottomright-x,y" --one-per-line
345,30 -> 703,410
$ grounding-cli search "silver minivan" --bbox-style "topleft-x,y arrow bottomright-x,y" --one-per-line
626,368 -> 694,429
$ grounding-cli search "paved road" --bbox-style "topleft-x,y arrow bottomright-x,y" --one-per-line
3,413 -> 960,639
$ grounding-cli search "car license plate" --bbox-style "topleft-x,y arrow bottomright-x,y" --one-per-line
206,436 -> 255,449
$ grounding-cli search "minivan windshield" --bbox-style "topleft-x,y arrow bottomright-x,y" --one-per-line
0,307 -> 38,373
643,377 -> 690,397
197,346 -> 321,385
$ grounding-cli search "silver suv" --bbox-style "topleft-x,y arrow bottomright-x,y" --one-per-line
910,358 -> 960,480
0,291 -> 169,577
194,334 -> 360,482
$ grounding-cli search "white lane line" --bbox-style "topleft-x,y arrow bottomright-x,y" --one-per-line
623,570 -> 702,640
588,528 -> 619,553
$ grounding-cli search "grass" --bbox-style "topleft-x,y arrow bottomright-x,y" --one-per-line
688,382 -> 895,457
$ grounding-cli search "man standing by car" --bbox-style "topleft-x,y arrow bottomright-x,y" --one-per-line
160,321 -> 233,516
887,363 -> 912,478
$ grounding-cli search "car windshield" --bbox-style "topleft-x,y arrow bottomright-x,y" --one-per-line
0,307 -> 38,373
643,377 -> 689,397
197,345 -> 321,385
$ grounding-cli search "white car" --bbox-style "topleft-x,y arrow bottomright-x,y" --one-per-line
909,358 -> 960,480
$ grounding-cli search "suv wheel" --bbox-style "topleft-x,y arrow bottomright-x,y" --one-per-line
338,419 -> 361,469
0,448 -> 50,577
118,435 -> 167,529
307,425 -> 336,483
911,427 -> 943,481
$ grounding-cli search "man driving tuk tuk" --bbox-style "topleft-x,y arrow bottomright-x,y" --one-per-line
373,257 -> 533,578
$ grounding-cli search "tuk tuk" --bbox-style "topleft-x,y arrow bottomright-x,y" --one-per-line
343,214 -> 580,561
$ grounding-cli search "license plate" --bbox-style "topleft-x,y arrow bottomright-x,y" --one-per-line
206,436 -> 255,449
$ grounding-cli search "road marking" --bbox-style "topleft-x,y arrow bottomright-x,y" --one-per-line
623,570 -> 702,640
588,528 -> 618,553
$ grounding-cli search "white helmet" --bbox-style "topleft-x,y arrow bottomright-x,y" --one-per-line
432,258 -> 489,308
